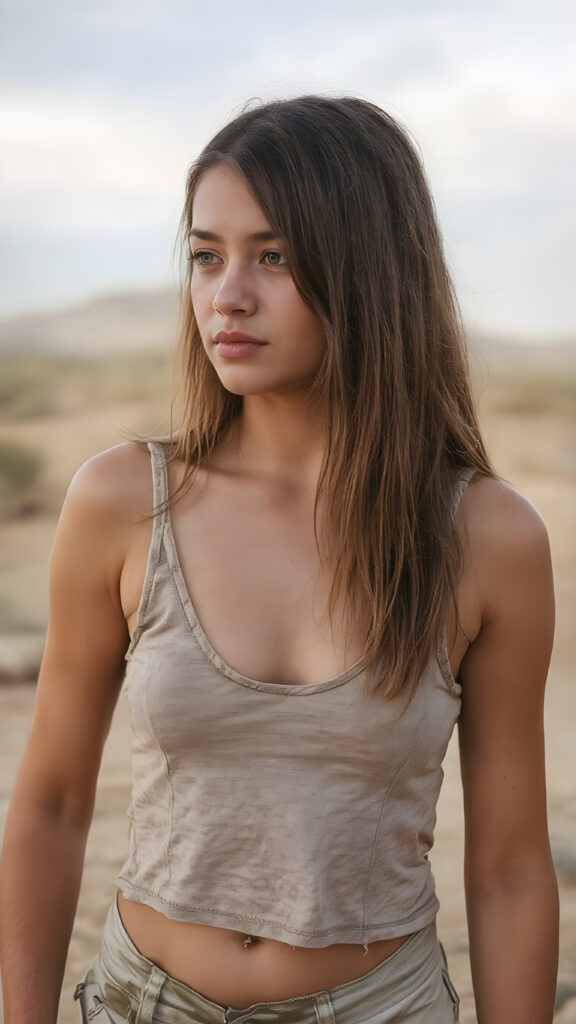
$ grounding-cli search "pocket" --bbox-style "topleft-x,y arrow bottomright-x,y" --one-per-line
441,968 -> 460,1021
74,970 -> 126,1023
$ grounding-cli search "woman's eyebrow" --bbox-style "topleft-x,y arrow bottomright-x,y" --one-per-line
189,228 -> 279,242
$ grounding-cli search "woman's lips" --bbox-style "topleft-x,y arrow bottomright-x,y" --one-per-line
214,331 -> 267,358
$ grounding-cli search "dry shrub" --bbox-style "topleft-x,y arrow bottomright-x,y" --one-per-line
0,439 -> 44,518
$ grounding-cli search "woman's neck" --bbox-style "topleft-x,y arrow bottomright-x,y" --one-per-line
219,392 -> 327,491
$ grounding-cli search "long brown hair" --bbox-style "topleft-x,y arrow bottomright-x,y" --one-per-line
169,95 -> 493,699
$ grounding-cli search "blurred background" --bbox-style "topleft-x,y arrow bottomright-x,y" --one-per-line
0,1 -> 574,1020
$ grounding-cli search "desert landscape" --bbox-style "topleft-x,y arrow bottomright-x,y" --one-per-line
0,292 -> 574,1022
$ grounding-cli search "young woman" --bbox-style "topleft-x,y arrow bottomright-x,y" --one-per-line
0,95 -> 558,1024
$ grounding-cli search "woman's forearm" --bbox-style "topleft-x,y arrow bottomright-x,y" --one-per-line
0,799 -> 89,1024
467,872 -> 559,1023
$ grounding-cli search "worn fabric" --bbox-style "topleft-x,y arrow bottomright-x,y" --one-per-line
74,896 -> 460,1023
115,440 -> 474,948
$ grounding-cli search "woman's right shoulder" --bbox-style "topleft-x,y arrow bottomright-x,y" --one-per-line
64,440 -> 157,522
49,442 -> 160,587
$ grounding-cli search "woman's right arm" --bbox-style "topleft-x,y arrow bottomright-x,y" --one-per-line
0,447 -> 142,1024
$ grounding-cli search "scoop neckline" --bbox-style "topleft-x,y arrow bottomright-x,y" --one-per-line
160,506 -> 365,696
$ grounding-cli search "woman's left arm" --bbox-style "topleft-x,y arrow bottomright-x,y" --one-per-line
458,478 -> 559,1023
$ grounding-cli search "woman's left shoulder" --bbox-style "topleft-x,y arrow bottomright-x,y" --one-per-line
457,472 -> 553,633
458,471 -> 551,563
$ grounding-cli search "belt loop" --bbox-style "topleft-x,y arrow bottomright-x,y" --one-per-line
134,964 -> 166,1024
313,993 -> 337,1024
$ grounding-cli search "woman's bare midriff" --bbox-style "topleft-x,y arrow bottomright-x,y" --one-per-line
117,892 -> 412,1009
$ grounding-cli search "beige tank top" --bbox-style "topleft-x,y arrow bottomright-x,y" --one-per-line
116,441 -> 473,949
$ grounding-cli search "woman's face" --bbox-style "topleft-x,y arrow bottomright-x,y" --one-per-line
189,163 -> 326,398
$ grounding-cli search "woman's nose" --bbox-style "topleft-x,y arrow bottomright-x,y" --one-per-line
212,265 -> 257,316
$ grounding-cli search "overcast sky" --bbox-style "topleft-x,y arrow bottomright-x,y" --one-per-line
1,0 -> 575,339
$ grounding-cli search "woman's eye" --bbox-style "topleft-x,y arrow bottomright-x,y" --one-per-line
189,250 -> 218,266
263,251 -> 287,267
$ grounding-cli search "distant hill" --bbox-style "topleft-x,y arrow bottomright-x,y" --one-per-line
472,332 -> 576,370
0,287 -> 574,367
0,288 -> 180,356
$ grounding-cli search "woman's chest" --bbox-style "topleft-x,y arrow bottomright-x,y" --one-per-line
126,471 -> 364,687
122,464 -> 480,688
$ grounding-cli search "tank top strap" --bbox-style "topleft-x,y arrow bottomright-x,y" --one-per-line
145,438 -> 170,570
124,441 -> 170,659
450,465 -> 476,521
147,439 -> 170,512
436,466 -> 477,691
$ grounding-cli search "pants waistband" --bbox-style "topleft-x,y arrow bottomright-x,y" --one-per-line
95,896 -> 445,1024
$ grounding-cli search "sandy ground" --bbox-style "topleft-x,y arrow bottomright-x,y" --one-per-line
0,356 -> 575,1022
